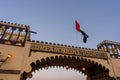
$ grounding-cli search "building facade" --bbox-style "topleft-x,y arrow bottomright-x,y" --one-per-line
0,21 -> 120,80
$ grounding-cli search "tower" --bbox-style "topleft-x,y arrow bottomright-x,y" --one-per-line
97,40 -> 120,58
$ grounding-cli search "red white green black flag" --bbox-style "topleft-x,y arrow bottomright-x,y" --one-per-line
75,20 -> 88,43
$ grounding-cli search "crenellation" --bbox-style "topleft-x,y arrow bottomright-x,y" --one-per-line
75,46 -> 78,48
0,21 -> 31,47
78,47 -> 81,49
0,21 -> 30,29
45,42 -> 48,44
49,42 -> 52,45
31,40 -> 35,42
97,40 -> 120,58
85,48 -> 88,50
71,45 -> 74,48
21,24 -> 23,26
82,47 -> 85,49
61,44 -> 64,46
52,43 -> 56,45
18,24 -> 20,26
36,41 -> 39,43
57,43 -> 60,46
4,21 -> 7,23
98,40 -> 120,46
0,20 -> 3,23
29,40 -> 102,52
7,22 -> 10,24
64,45 -> 67,47
91,48 -> 94,50
68,45 -> 71,47
14,23 -> 17,25
11,22 -> 13,24
88,48 -> 92,50
40,41 -> 44,43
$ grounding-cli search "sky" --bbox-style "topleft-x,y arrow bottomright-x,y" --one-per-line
0,0 -> 120,80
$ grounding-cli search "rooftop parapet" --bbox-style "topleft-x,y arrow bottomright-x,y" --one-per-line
28,39 -> 99,51
29,40 -> 108,59
97,40 -> 120,48
97,40 -> 120,58
0,21 -> 30,47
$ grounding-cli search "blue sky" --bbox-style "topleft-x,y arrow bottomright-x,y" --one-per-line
0,0 -> 120,80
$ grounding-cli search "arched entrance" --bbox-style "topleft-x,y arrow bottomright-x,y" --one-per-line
27,67 -> 87,80
20,56 -> 115,80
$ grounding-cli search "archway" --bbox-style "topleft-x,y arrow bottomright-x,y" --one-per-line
27,67 -> 87,80
20,56 -> 115,80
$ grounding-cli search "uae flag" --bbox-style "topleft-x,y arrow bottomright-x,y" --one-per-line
75,20 -> 88,43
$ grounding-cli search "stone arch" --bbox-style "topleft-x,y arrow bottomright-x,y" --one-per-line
20,55 -> 115,80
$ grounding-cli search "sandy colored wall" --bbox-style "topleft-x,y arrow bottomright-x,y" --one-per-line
0,42 -> 30,80
0,42 -> 120,80
110,58 -> 120,78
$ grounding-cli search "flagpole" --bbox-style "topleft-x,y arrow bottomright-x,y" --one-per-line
75,20 -> 82,46
75,31 -> 80,46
